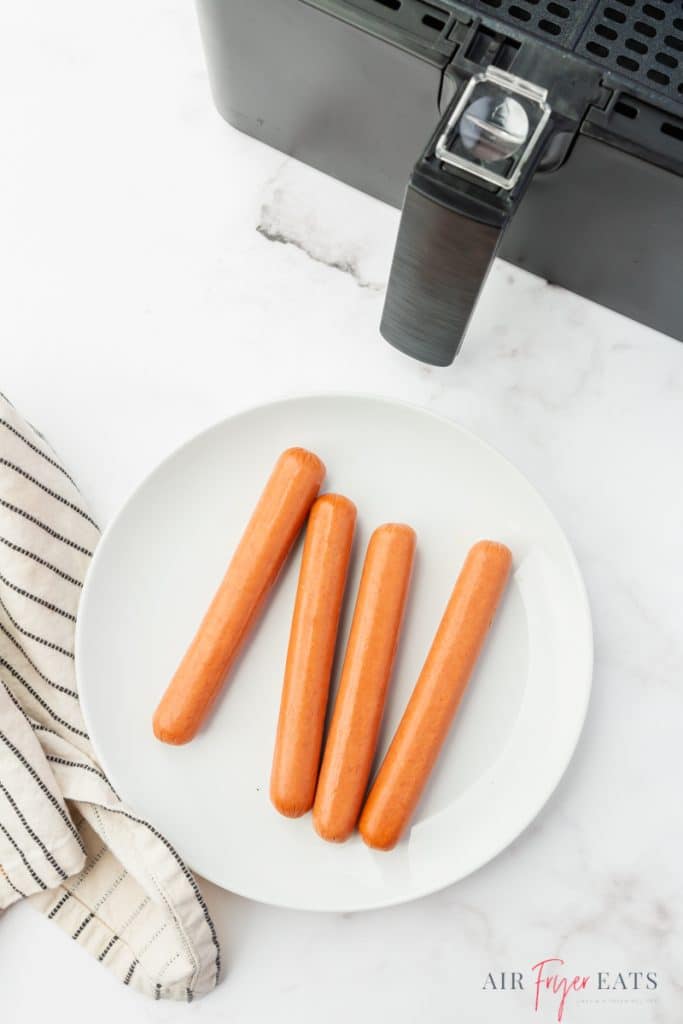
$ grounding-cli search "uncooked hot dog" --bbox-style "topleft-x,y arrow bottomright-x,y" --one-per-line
358,539 -> 512,850
271,493 -> 357,817
153,447 -> 325,745
313,523 -> 416,843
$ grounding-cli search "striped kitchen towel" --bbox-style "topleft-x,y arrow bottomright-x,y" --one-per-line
0,393 -> 220,999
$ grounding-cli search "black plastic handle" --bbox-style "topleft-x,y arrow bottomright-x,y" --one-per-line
380,53 -> 605,366
380,180 -> 503,366
380,71 -> 544,365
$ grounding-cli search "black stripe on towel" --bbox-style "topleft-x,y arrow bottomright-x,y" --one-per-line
0,820 -> 47,890
0,571 -> 77,622
0,730 -> 84,851
0,459 -> 97,528
0,659 -> 86,738
72,912 -> 94,940
0,499 -> 93,557
0,418 -> 77,486
0,595 -> 74,660
0,535 -> 82,588
98,934 -> 119,962
46,754 -> 113,786
48,889 -> 72,919
0,622 -> 78,696
124,959 -> 139,986
2,870 -> 27,899
0,780 -> 68,879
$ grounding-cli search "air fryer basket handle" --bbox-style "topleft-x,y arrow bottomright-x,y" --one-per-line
379,48 -> 611,366
380,180 -> 503,367
380,65 -> 556,366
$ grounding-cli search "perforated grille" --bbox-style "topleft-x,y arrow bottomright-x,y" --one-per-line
576,0 -> 682,99
463,0 -> 596,47
358,0 -> 683,105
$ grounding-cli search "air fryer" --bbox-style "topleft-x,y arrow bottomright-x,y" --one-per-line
194,0 -> 683,365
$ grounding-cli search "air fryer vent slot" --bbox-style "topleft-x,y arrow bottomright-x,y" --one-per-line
347,0 -> 452,41
578,0 -> 682,99
597,91 -> 683,169
465,0 -> 596,46
423,10 -> 448,28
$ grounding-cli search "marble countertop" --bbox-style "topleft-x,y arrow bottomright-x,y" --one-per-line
1,3 -> 681,1022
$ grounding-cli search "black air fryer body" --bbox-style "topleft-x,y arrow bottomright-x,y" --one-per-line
196,0 -> 683,364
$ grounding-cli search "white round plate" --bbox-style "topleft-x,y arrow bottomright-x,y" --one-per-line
77,394 -> 592,912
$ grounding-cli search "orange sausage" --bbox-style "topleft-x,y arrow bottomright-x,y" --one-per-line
313,523 -> 416,842
153,447 -> 325,745
359,540 -> 512,850
270,494 -> 357,817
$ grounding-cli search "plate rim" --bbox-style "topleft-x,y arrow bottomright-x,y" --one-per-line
75,391 -> 593,911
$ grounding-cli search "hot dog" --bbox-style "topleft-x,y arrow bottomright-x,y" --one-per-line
271,493 -> 357,817
358,539 -> 512,850
153,447 -> 325,745
313,523 -> 416,842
